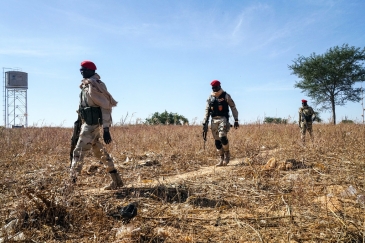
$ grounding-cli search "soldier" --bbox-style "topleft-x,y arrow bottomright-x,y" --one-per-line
298,99 -> 316,143
203,80 -> 239,166
70,60 -> 123,190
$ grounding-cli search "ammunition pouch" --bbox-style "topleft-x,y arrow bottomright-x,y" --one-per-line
79,106 -> 102,125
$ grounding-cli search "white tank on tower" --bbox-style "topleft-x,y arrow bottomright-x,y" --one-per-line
6,71 -> 28,89
3,69 -> 28,128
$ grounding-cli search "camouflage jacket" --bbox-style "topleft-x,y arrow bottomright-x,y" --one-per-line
79,74 -> 114,128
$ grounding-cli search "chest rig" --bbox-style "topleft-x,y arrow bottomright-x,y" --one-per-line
79,85 -> 102,126
209,92 -> 229,119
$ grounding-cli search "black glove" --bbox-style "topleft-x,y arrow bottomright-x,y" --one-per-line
103,127 -> 112,144
234,121 -> 239,129
312,117 -> 316,122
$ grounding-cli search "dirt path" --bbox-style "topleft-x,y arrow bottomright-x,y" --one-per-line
135,158 -> 243,185
81,148 -> 280,195
82,158 -> 244,195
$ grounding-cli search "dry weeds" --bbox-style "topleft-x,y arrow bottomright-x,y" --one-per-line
1,123 -> 365,242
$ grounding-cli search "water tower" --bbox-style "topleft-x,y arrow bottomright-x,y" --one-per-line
2,68 -> 28,128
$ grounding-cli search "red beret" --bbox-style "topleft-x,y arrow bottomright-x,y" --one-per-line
301,99 -> 307,103
211,80 -> 221,87
81,60 -> 97,70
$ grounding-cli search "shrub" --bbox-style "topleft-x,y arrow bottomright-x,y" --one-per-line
264,117 -> 287,124
145,111 -> 189,125
341,119 -> 354,124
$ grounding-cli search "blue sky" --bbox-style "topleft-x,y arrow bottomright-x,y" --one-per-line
1,0 -> 364,127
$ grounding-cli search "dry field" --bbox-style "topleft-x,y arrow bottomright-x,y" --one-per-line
1,123 -> 365,242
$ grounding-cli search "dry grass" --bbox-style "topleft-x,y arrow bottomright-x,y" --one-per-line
1,123 -> 365,242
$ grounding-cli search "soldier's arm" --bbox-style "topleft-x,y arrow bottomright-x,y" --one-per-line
101,108 -> 112,128
226,93 -> 238,121
88,81 -> 113,128
311,108 -> 316,121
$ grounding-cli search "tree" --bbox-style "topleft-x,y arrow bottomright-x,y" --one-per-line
341,119 -> 354,124
145,111 -> 189,125
289,44 -> 365,124
341,116 -> 354,124
264,117 -> 287,124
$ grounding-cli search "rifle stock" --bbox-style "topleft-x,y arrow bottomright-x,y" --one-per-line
70,115 -> 82,167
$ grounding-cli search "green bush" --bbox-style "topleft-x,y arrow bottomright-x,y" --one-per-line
264,117 -> 287,124
145,111 -> 189,125
341,119 -> 354,124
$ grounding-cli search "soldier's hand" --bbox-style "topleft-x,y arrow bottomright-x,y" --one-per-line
103,127 -> 112,144
234,121 -> 239,129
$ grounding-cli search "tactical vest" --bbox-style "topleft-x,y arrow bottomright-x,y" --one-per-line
300,106 -> 314,122
209,92 -> 229,119
79,87 -> 102,126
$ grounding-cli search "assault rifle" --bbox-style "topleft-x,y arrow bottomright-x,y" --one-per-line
70,114 -> 82,167
202,116 -> 210,150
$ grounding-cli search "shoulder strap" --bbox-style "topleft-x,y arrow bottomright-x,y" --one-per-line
221,91 -> 227,99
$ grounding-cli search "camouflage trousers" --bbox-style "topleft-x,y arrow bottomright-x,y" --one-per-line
211,117 -> 230,152
70,124 -> 116,177
300,122 -> 313,142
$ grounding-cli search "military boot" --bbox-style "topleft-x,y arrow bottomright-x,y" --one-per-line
104,170 -> 124,190
70,160 -> 82,184
216,149 -> 225,166
223,150 -> 230,165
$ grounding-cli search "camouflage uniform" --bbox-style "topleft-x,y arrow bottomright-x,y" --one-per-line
298,104 -> 315,143
71,73 -> 122,190
203,89 -> 238,166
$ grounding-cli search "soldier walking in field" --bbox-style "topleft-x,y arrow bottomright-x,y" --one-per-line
70,60 -> 123,190
203,80 -> 239,166
298,99 -> 316,144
